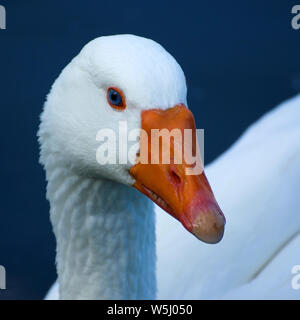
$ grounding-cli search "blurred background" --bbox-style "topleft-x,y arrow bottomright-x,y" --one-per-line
0,0 -> 299,299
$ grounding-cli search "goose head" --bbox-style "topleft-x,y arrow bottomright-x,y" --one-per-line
40,34 -> 225,243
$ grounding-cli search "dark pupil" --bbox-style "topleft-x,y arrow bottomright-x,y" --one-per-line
109,90 -> 121,105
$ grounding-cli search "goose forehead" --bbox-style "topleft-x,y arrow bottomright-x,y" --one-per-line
78,35 -> 187,109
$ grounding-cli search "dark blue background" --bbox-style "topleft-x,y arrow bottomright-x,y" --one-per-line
0,0 -> 299,299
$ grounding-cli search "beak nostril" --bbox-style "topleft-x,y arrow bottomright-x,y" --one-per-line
169,169 -> 181,186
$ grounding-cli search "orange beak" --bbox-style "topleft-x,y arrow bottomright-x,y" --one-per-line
130,104 -> 225,243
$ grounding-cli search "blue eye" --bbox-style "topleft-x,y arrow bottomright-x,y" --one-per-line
108,89 -> 121,105
107,87 -> 126,110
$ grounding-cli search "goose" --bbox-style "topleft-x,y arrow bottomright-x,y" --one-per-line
39,34 -> 225,300
40,34 -> 300,300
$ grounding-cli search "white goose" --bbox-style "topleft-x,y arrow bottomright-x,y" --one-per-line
39,35 -> 300,300
39,34 -> 225,300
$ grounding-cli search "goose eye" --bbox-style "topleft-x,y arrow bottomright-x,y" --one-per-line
107,87 -> 126,110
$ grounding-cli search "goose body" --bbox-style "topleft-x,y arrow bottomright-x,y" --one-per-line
156,95 -> 300,299
40,34 -> 300,300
